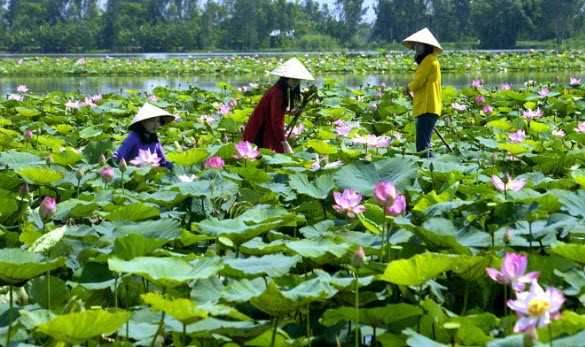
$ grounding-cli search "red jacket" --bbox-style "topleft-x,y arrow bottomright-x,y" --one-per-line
242,83 -> 286,153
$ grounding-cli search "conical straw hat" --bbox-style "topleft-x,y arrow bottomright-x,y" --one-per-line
402,28 -> 443,54
129,102 -> 175,128
270,57 -> 315,81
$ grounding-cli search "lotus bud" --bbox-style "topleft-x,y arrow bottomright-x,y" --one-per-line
46,154 -> 54,166
39,196 -> 56,222
119,158 -> 127,173
503,172 -> 511,184
174,141 -> 182,152
76,166 -> 85,180
100,166 -> 114,183
504,229 -> 513,245
24,130 -> 34,142
475,95 -> 485,106
483,105 -> 493,116
99,153 -> 107,166
352,246 -> 366,269
19,183 -> 29,198
429,162 -> 434,173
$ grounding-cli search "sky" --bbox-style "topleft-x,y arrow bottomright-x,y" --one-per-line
312,0 -> 376,23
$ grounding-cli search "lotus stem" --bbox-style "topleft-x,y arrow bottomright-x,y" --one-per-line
355,269 -> 360,347
47,270 -> 51,310
549,324 -> 554,347
270,317 -> 279,347
114,277 -> 118,309
149,311 -> 165,347
306,304 -> 312,347
7,285 -> 13,347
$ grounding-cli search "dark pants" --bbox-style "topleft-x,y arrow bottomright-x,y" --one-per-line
416,113 -> 439,158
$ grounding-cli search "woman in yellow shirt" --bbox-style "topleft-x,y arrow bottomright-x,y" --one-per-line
401,28 -> 443,158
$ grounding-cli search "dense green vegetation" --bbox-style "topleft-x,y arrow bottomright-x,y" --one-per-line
0,51 -> 585,346
0,0 -> 584,53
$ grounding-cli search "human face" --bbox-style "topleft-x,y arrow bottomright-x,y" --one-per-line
413,42 -> 426,55
142,117 -> 162,134
287,78 -> 301,89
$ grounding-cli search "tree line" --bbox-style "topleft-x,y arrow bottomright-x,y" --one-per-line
0,0 -> 583,53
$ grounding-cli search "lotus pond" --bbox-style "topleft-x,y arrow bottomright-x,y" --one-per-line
1,52 -> 585,347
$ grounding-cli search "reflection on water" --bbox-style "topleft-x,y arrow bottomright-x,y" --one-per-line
0,70 -> 579,96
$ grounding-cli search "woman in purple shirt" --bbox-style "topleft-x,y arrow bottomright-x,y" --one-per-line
112,102 -> 175,170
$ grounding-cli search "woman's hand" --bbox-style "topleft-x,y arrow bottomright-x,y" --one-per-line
289,107 -> 304,116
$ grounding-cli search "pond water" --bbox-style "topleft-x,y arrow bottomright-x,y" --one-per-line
1,70 -> 580,96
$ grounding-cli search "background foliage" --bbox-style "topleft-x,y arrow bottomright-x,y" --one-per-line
0,0 -> 584,53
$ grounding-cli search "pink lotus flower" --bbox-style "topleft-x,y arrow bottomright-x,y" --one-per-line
370,102 -> 377,110
147,94 -> 159,101
373,181 -> 406,216
178,174 -> 197,182
492,173 -> 527,193
375,91 -> 382,99
335,122 -> 351,137
199,115 -> 216,125
129,148 -> 162,168
501,83 -> 511,90
205,156 -> 225,169
238,86 -> 248,93
100,167 -> 115,183
552,128 -> 566,137
483,105 -> 493,116
16,84 -> 29,93
311,154 -> 341,170
574,121 -> 585,133
332,188 -> 366,218
522,108 -> 543,120
538,87 -> 549,97
508,129 -> 526,142
8,94 -> 24,101
486,253 -> 540,292
507,281 -> 565,334
471,79 -> 483,88
289,124 -> 305,139
233,141 -> 260,160
352,134 -> 391,148
229,98 -> 237,107
39,196 -> 57,222
451,102 -> 467,111
569,77 -> 581,86
218,104 -> 231,115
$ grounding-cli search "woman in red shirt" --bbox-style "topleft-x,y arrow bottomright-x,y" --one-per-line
243,58 -> 314,153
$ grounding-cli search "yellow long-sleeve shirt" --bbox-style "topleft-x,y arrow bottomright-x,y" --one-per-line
407,53 -> 442,117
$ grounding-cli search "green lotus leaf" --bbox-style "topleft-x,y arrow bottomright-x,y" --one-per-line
497,142 -> 530,155
404,327 -> 450,347
29,225 -> 67,253
36,309 -> 131,344
52,199 -> 99,220
321,303 -> 423,327
529,121 -> 551,133
112,233 -> 170,260
239,237 -> 288,255
166,148 -> 209,167
174,178 -> 239,199
54,124 -> 74,134
304,139 -> 338,155
288,172 -> 334,199
361,121 -> 394,135
554,189 -> 585,218
16,106 -> 41,117
487,119 -> 514,132
78,126 -> 104,139
0,248 -> 66,285
222,254 -> 301,278
138,190 -> 184,209
16,167 -> 66,185
222,277 -> 266,303
0,150 -> 42,167
51,148 -> 84,166
108,256 -> 202,289
242,329 -> 290,347
187,317 -> 271,339
229,166 -> 272,184
379,253 -> 458,286
285,237 -> 350,265
194,205 -> 295,246
29,275 -> 69,309
550,243 -> 585,265
70,262 -> 116,290
451,255 -> 496,281
249,280 -> 336,317
102,202 -> 161,221
99,219 -> 182,242
0,197 -> 19,223
141,292 -> 207,325
334,157 -> 418,196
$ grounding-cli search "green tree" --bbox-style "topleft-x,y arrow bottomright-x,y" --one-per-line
333,0 -> 367,45
471,0 -> 523,49
371,0 -> 430,43
199,0 -> 227,50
